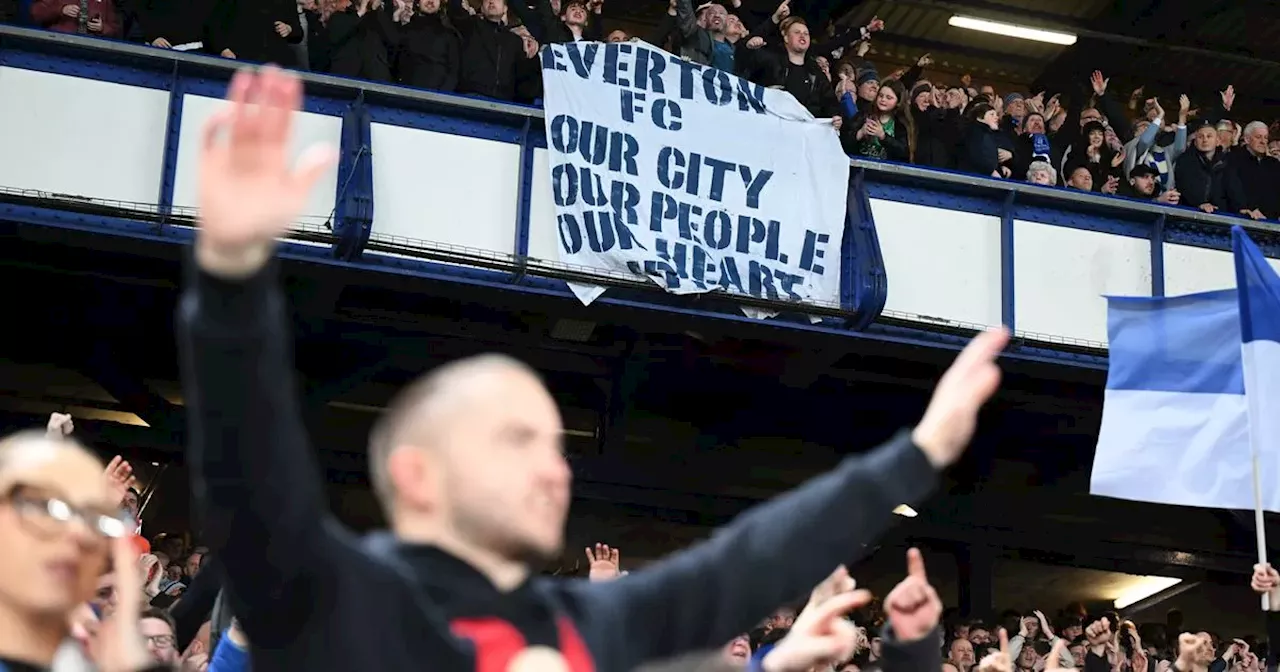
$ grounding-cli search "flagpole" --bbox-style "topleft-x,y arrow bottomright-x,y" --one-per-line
1252,450 -> 1270,611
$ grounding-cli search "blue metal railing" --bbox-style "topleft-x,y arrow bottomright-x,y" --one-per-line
2,24 -> 1280,368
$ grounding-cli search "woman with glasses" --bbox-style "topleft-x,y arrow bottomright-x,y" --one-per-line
0,430 -> 166,672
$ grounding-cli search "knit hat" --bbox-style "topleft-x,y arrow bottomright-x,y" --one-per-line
910,82 -> 932,102
856,70 -> 879,87
1003,92 -> 1024,109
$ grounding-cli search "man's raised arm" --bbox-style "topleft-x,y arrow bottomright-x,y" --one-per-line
175,66 -> 338,647
567,328 -> 1009,668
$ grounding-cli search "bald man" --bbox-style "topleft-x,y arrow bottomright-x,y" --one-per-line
0,432 -> 148,670
179,67 -> 1008,672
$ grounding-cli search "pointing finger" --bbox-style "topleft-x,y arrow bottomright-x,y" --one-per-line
809,588 -> 873,623
906,547 -> 926,580
999,627 -> 1010,656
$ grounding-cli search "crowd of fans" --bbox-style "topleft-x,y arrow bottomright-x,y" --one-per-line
1,0 -> 1278,220
15,409 -> 1280,672
3,2 -> 1280,669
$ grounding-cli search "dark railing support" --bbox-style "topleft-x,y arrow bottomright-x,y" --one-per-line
1151,214 -> 1166,297
332,93 -> 373,261
1000,191 -> 1017,332
843,167 -> 888,330
155,62 -> 184,226
512,117 -> 535,283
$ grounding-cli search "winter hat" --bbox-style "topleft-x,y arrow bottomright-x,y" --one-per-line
1003,92 -> 1024,109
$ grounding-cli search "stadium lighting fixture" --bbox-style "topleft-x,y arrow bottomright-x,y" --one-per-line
1113,576 -> 1183,609
948,15 -> 1078,46
893,504 -> 918,518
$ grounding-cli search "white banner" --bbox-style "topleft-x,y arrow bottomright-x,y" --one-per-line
540,41 -> 850,315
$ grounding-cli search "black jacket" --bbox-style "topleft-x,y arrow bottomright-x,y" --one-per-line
136,0 -> 213,46
510,0 -> 601,45
959,121 -> 1001,177
324,6 -> 396,82
1174,148 -> 1234,212
451,3 -> 526,101
397,12 -> 459,91
774,56 -> 837,118
1226,147 -> 1280,218
206,0 -> 303,66
913,106 -> 960,170
881,625 -> 944,672
176,256 -> 941,672
843,110 -> 910,161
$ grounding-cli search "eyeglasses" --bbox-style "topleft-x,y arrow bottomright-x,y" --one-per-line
145,634 -> 177,650
3,485 -> 134,541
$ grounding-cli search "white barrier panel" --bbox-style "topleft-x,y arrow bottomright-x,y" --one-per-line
369,123 -> 519,259
172,94 -> 341,223
870,199 -> 1002,328
1165,243 -> 1280,296
528,147 -> 561,264
0,67 -> 167,207
1014,223 -> 1151,345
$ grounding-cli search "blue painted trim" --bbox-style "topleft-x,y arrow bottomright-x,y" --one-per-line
175,76 -> 350,117
1000,192 -> 1016,332
156,66 -> 184,218
0,202 -> 1106,368
1010,202 -> 1148,238
864,182 -> 1004,217
0,47 -> 170,88
1151,214 -> 1166,297
366,104 -> 527,143
513,118 -> 535,265
844,169 -> 887,330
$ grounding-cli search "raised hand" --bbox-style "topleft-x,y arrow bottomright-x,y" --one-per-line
1176,632 -> 1215,669
196,67 -> 336,279
804,564 -> 856,614
1044,639 -> 1069,672
771,0 -> 789,23
92,536 -> 153,672
884,548 -> 942,642
1085,618 -> 1112,651
1034,610 -> 1054,639
1090,70 -> 1109,96
46,412 -> 74,438
762,589 -> 872,672
911,327 -> 1008,468
103,456 -> 135,508
978,629 -> 1012,672
585,543 -> 621,581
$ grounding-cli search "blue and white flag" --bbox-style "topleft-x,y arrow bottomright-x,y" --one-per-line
1091,227 -> 1280,511
539,41 -> 849,314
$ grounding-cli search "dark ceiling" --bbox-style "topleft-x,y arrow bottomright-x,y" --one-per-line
606,0 -> 1280,120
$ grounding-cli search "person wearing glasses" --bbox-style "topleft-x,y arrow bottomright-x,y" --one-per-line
0,429 -> 166,672
138,608 -> 180,665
